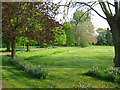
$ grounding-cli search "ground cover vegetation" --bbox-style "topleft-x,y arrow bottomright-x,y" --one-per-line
2,46 -> 120,88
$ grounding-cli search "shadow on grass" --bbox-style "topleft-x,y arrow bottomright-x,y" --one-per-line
82,73 -> 120,86
2,66 -> 37,79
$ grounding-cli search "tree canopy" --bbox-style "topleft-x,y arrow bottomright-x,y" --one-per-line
2,2 -> 63,59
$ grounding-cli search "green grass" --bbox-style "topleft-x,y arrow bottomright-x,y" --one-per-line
0,46 -> 39,52
2,46 -> 120,88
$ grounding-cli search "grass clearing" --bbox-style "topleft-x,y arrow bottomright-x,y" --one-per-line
2,46 -> 120,88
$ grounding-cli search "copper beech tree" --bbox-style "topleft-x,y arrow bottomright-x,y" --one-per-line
2,2 -> 62,59
65,0 -> 120,67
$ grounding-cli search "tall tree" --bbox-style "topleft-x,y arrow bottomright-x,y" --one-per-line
96,28 -> 107,45
63,22 -> 75,46
73,20 -> 96,47
105,28 -> 113,46
71,10 -> 91,45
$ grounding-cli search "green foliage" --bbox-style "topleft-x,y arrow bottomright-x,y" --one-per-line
73,20 -> 97,47
96,28 -> 113,46
86,67 -> 120,83
63,22 -> 76,46
52,27 -> 66,45
80,39 -> 90,47
105,28 -> 113,46
71,10 -> 97,47
16,37 -> 29,46
9,59 -> 48,79
73,10 -> 90,23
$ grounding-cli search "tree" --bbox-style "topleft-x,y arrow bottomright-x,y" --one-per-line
70,10 -> 96,47
96,28 -> 107,45
105,28 -> 113,46
63,22 -> 75,46
62,0 -> 120,67
73,20 -> 97,47
2,36 -> 11,51
71,10 -> 91,46
2,2 -> 62,59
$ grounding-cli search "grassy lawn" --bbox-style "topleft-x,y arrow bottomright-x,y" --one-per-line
0,46 -> 39,52
2,46 -> 120,88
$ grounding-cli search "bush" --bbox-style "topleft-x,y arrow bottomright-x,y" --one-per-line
9,59 -> 48,79
86,67 -> 120,83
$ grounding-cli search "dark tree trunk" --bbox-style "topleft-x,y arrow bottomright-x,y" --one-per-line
27,42 -> 30,51
108,18 -> 120,67
11,38 -> 16,59
24,44 -> 25,49
52,44 -> 55,48
6,40 -> 10,51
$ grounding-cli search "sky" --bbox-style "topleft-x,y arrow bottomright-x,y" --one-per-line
54,0 -> 113,30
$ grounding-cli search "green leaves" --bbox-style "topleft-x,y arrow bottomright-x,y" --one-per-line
10,19 -> 14,23
2,6 -> 5,9
73,10 -> 90,24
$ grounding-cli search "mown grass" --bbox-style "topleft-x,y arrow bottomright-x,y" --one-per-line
0,46 -> 39,52
2,46 -> 120,88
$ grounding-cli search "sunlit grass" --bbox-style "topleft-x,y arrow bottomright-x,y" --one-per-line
2,46 -> 120,88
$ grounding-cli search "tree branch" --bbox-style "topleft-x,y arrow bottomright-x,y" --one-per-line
107,0 -> 113,15
75,2 -> 107,20
99,0 -> 110,16
119,0 -> 120,11
114,0 -> 119,14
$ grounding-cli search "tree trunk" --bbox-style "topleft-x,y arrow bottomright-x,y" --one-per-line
24,44 -> 25,49
11,38 -> 16,59
6,40 -> 10,51
27,42 -> 30,51
108,19 -> 120,67
52,44 -> 55,48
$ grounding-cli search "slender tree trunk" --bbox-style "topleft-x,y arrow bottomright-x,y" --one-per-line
27,42 -> 30,51
109,19 -> 120,67
6,40 -> 10,51
24,44 -> 25,49
11,38 -> 16,59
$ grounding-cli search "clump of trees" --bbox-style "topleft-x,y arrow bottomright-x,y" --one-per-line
96,28 -> 113,46
2,2 -> 63,59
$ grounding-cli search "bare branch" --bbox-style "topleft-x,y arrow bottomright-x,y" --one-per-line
107,0 -> 113,15
114,0 -> 119,14
99,0 -> 110,15
107,2 -> 115,7
75,1 -> 107,20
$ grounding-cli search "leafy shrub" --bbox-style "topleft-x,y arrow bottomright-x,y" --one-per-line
9,59 -> 48,79
86,66 -> 120,83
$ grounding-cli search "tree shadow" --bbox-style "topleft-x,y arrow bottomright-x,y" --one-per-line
2,66 -> 37,79
82,73 -> 120,85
